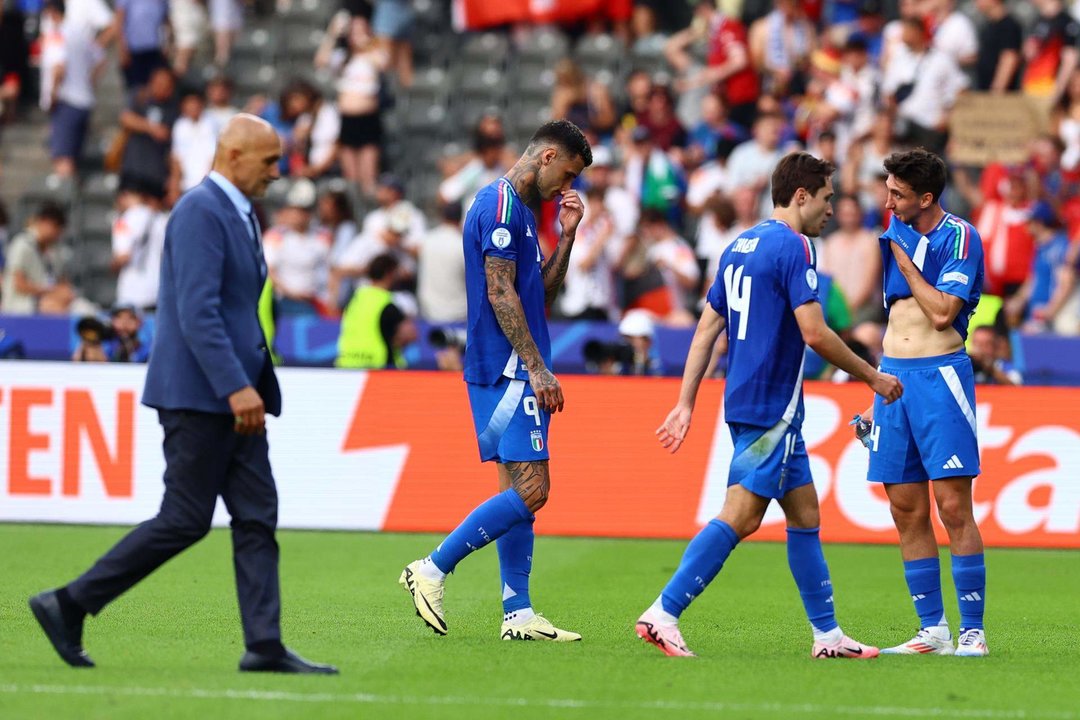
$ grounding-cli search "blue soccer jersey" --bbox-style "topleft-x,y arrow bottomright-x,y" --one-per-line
463,177 -> 550,385
706,219 -> 820,430
880,213 -> 985,340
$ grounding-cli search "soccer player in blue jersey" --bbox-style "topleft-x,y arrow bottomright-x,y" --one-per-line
399,120 -> 591,642
636,152 -> 903,659
854,148 -> 989,657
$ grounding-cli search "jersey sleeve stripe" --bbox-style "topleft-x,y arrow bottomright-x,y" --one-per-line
948,220 -> 968,260
497,180 -> 513,224
800,235 -> 815,265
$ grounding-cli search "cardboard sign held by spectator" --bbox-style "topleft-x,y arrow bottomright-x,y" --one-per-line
949,93 -> 1047,167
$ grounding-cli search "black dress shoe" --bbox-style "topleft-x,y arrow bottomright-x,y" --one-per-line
238,648 -> 338,674
28,590 -> 94,668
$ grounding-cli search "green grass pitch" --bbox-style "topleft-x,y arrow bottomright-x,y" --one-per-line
1,524 -> 1078,720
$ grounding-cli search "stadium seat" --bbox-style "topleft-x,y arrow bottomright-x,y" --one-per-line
402,101 -> 450,137
282,26 -> 324,64
281,0 -> 336,27
630,42 -> 669,74
461,32 -> 511,69
413,0 -> 447,31
575,33 -> 623,75
234,64 -> 280,100
459,67 -> 509,106
71,232 -> 114,275
516,27 -> 570,61
78,204 -> 115,239
233,27 -> 276,64
15,174 -> 76,228
512,66 -> 557,103
80,173 -> 121,205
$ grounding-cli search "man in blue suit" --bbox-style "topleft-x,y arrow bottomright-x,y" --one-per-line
29,115 -> 337,675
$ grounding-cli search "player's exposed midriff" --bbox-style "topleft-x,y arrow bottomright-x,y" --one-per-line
882,297 -> 965,358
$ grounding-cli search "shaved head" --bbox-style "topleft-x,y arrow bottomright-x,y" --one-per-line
216,113 -> 277,156
212,113 -> 282,198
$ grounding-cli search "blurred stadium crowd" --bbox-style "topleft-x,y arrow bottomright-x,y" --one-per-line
0,0 -> 1077,384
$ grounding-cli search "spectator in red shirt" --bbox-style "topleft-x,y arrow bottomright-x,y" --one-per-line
958,165 -> 1035,298
666,3 -> 759,129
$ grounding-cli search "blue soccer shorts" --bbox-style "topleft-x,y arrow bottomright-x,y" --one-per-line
868,350 -> 981,484
727,420 -> 813,500
467,377 -> 550,463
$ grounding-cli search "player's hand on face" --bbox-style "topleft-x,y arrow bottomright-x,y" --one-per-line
871,371 -> 903,405
656,405 -> 692,453
529,367 -> 564,413
558,190 -> 585,236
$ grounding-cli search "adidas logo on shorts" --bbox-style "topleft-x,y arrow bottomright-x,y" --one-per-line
942,454 -> 964,470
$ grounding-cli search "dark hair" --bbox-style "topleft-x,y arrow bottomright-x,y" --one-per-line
321,190 -> 353,222
441,201 -> 463,223
368,253 -> 399,281
0,198 -> 9,227
639,208 -> 667,225
771,152 -> 836,208
529,120 -> 593,167
36,201 -> 67,226
883,148 -> 948,203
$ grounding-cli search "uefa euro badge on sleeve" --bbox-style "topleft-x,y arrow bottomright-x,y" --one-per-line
850,414 -> 873,449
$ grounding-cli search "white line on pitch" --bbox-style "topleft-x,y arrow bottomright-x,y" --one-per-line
0,684 -> 1074,719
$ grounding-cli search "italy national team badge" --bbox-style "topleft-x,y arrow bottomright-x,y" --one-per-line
530,430 -> 544,452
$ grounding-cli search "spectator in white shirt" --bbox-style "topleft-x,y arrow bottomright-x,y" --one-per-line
42,0 -> 112,177
926,0 -> 979,69
884,17 -> 968,155
639,208 -> 700,324
587,146 -> 639,240
557,186 -> 619,321
170,87 -> 218,194
724,112 -> 786,220
263,179 -> 332,316
332,173 -> 424,302
416,202 -> 467,323
204,74 -> 239,132
111,181 -> 166,311
438,132 -> 507,214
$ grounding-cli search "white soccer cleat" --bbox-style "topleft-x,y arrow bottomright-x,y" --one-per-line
811,634 -> 880,659
955,628 -> 989,657
881,626 -> 955,655
635,609 -> 695,657
398,559 -> 447,635
500,613 -> 581,642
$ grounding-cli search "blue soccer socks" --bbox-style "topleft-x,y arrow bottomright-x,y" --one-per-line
786,527 -> 839,635
497,517 -> 535,614
430,489 -> 533,574
952,553 -> 986,630
904,556 -> 947,629
659,520 -> 740,618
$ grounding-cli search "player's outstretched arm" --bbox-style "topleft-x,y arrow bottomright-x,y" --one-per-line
486,255 -> 564,413
541,190 -> 585,306
793,301 -> 903,404
657,305 -> 726,453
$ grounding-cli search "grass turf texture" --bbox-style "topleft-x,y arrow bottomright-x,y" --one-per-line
1,525 -> 1077,720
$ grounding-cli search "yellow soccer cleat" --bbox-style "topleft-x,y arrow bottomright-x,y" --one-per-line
501,613 -> 582,642
399,559 -> 447,636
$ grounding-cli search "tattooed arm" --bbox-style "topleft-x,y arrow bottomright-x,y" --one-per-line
541,189 -> 585,305
486,255 -> 565,412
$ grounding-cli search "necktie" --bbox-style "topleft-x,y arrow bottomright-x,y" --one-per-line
246,208 -> 267,278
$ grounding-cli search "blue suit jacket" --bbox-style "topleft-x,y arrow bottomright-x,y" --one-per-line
142,178 -> 282,416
